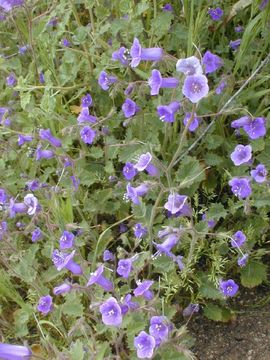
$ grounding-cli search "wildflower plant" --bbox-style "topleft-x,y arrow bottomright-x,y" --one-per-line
0,0 -> 270,359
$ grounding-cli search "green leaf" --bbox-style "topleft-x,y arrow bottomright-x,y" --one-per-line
207,203 -> 227,221
69,340 -> 85,360
176,156 -> 206,188
151,12 -> 173,40
204,304 -> 234,322
198,274 -> 223,300
240,261 -> 267,288
20,92 -> 31,110
61,292 -> 84,318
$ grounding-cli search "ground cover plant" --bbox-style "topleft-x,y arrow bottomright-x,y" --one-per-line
0,0 -> 270,359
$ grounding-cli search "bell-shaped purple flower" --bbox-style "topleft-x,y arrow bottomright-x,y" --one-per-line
52,249 -> 82,275
77,107 -> 97,124
229,177 -> 252,199
251,164 -> 267,183
183,303 -> 200,317
176,56 -> 203,76
9,194 -> 39,218
134,331 -> 156,359
134,280 -> 154,300
0,343 -> 32,360
215,80 -> 227,95
230,144 -> 252,166
208,7 -> 223,21
154,233 -> 180,256
164,193 -> 188,215
182,74 -> 209,103
0,188 -> 7,204
149,316 -> 170,346
148,69 -> 179,96
163,3 -> 173,12
117,258 -> 133,278
230,39 -> 241,50
87,265 -> 114,291
37,295 -> 53,315
53,283 -> 72,295
231,230 -> 246,248
26,179 -> 40,191
98,71 -> 117,90
59,230 -> 75,249
18,134 -> 33,146
124,182 -> 149,205
103,249 -> 115,262
80,126 -> 96,144
238,254 -> 249,267
112,46 -> 130,66
219,279 -> 239,297
157,101 -> 180,123
39,129 -> 62,148
122,162 -> 137,180
244,117 -> 266,140
39,71 -> 45,84
99,297 -> 122,326
31,228 -> 42,242
6,73 -> 17,87
122,98 -> 140,118
134,223 -> 148,239
130,38 -> 163,68
202,51 -> 223,74
134,152 -> 159,176
81,93 -> 93,107
183,112 -> 200,132
36,145 -> 55,160
121,294 -> 139,315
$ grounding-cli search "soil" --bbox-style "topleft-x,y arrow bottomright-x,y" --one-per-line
189,286 -> 270,360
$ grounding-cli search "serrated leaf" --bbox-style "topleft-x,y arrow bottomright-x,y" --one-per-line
176,156 -> 206,188
151,12 -> 173,40
61,292 -> 84,318
240,261 -> 267,288
204,304 -> 234,322
69,340 -> 85,360
204,153 -> 224,166
198,275 -> 223,300
207,203 -> 227,221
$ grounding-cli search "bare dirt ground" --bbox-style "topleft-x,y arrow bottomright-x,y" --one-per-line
189,286 -> 270,360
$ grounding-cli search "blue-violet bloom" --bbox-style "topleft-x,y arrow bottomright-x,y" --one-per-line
59,230 -> 75,249
0,343 -> 32,360
202,50 -> 223,74
117,258 -> 133,278
87,265 -> 114,291
208,7 -> 223,21
182,74 -> 209,103
183,112 -> 200,132
52,249 -> 82,274
98,71 -> 117,90
99,297 -> 122,326
230,144 -> 252,166
122,98 -> 140,118
122,162 -> 137,180
176,56 -> 203,76
53,283 -> 72,296
134,223 -> 148,239
37,295 -> 53,315
251,164 -> 267,183
39,129 -> 62,148
134,280 -> 154,300
219,279 -> 239,297
134,331 -> 156,359
157,101 -> 180,123
130,37 -> 163,68
148,69 -> 179,96
228,177 -> 252,199
231,230 -> 246,248
31,228 -> 42,242
80,126 -> 96,144
77,107 -> 97,123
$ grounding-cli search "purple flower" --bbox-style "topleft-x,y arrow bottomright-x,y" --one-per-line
243,117 -> 266,140
0,107 -> 10,124
163,3 -> 173,11
39,71 -> 45,84
6,73 -> 17,87
80,126 -> 96,144
134,223 -> 148,239
37,295 -> 53,315
124,83 -> 134,96
99,297 -> 122,326
81,93 -> 92,108
230,39 -> 241,50
98,71 -> 117,90
77,107 -> 97,124
87,265 -> 114,291
31,228 -> 42,242
122,162 -> 137,180
182,74 -> 209,103
229,177 -> 252,199
176,56 -> 203,76
103,249 -> 115,262
238,254 -> 249,267
202,51 -> 223,74
52,249 -> 82,275
0,188 -> 7,204
219,279 -> 239,297
18,44 -> 30,54
130,37 -> 163,68
112,46 -> 130,66
260,0 -> 269,10
208,7 -> 223,21
26,179 -> 40,191
124,182 -> 149,205
231,230 -> 246,248
183,303 -> 200,317
53,283 -> 72,296
117,258 -> 133,278
36,145 -> 55,160
0,343 -> 32,360
47,17 -> 57,27
39,129 -> 62,148
134,280 -> 154,300
183,112 -> 200,132
215,80 -> 227,95
230,144 -> 252,166
59,230 -> 75,249
24,194 -> 39,215
70,175 -> 80,191
157,101 -> 180,123
251,164 -> 267,183
148,69 -> 179,96
0,221 -> 7,240
122,98 -> 140,118
235,25 -> 244,33
149,316 -> 170,346
120,293 -> 139,314
202,214 -> 216,228
134,152 -> 159,176
62,38 -> 70,47
134,331 -> 156,359
119,223 -> 128,233
164,193 -> 188,215
154,233 -> 180,256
